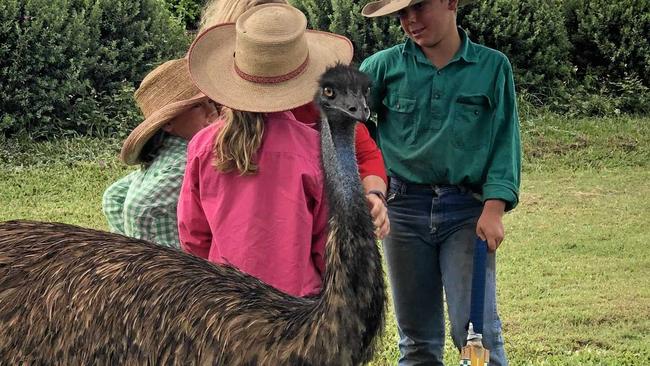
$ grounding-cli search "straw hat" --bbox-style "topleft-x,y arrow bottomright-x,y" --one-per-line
120,58 -> 208,165
188,3 -> 353,113
362,0 -> 474,18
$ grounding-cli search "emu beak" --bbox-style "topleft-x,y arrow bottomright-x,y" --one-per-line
339,93 -> 371,122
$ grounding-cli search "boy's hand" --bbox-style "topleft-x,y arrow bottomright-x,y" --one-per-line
476,199 -> 506,252
366,193 -> 390,240
362,175 -> 390,240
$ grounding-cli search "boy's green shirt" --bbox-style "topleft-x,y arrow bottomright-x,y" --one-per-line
360,28 -> 521,210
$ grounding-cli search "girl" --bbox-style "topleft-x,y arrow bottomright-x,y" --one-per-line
179,4 -> 354,296
198,0 -> 390,238
102,58 -> 217,248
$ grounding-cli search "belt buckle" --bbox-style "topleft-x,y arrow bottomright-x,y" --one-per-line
430,184 -> 440,196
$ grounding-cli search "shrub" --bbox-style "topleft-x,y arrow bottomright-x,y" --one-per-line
0,0 -> 189,139
162,0 -> 208,31
1,0 -> 93,137
290,0 -> 404,64
459,0 -> 574,103
555,74 -> 650,117
564,0 -> 650,87
544,0 -> 650,116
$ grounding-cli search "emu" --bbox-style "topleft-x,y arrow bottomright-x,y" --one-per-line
0,64 -> 386,365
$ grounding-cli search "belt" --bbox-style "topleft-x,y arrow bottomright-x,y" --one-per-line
389,176 -> 481,196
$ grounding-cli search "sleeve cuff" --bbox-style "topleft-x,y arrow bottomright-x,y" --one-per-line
482,182 -> 519,211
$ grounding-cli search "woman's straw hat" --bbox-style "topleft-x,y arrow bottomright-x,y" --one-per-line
120,58 -> 208,165
362,0 -> 474,18
188,3 -> 353,112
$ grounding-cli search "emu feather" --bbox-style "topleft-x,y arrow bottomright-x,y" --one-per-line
0,65 -> 385,365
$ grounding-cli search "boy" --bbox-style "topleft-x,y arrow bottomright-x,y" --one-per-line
360,0 -> 521,364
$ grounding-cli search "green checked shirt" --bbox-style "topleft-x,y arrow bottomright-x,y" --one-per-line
102,136 -> 187,248
360,28 -> 521,210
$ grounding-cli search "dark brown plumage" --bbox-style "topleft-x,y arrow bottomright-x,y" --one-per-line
0,64 -> 385,365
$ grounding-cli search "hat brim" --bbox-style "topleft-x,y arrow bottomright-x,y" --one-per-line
362,0 -> 474,17
120,92 -> 207,165
188,23 -> 354,113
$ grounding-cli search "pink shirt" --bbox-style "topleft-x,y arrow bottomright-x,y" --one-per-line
177,111 -> 328,297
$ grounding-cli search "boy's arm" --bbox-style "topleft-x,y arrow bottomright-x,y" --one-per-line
478,59 -> 522,251
482,59 -> 521,210
355,123 -> 390,239
355,123 -> 387,185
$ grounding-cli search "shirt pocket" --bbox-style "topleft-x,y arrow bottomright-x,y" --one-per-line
452,94 -> 493,151
382,94 -> 416,143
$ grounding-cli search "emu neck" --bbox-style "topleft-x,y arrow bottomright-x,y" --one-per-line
316,112 -> 384,362
323,121 -> 362,211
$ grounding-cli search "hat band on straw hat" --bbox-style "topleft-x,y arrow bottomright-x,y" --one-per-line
188,3 -> 354,112
234,54 -> 310,84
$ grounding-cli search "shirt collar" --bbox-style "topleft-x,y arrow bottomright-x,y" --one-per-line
402,27 -> 479,65
162,135 -> 188,152
267,110 -> 298,122
452,27 -> 479,64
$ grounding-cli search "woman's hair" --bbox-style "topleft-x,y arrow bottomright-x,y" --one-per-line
138,130 -> 169,169
199,0 -> 288,33
212,108 -> 265,175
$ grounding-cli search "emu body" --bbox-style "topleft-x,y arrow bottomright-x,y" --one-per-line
0,65 -> 385,365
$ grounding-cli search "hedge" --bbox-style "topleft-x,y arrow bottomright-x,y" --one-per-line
0,0 -> 189,138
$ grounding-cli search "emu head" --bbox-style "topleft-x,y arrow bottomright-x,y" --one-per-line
315,64 -> 372,123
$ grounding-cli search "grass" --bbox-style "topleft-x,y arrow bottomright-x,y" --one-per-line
497,168 -> 650,365
1,113 -> 649,365
520,113 -> 650,171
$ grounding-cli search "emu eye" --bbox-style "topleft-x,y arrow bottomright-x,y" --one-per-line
323,87 -> 335,98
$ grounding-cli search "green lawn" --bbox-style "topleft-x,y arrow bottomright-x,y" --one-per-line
1,114 -> 649,365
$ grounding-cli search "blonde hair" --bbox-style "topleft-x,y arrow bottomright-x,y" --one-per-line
199,0 -> 288,33
202,0 -> 291,174
213,108 -> 265,175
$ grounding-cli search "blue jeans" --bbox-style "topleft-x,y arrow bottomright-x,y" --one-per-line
384,178 -> 508,366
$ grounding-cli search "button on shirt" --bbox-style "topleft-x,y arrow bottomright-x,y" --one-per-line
360,28 -> 521,210
177,111 -> 328,297
102,136 -> 187,248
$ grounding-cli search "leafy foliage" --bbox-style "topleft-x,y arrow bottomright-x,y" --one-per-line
560,0 -> 650,115
162,0 -> 208,31
290,0 -> 404,64
2,0 -> 647,139
459,0 -> 573,103
0,0 -> 189,139
564,0 -> 650,87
